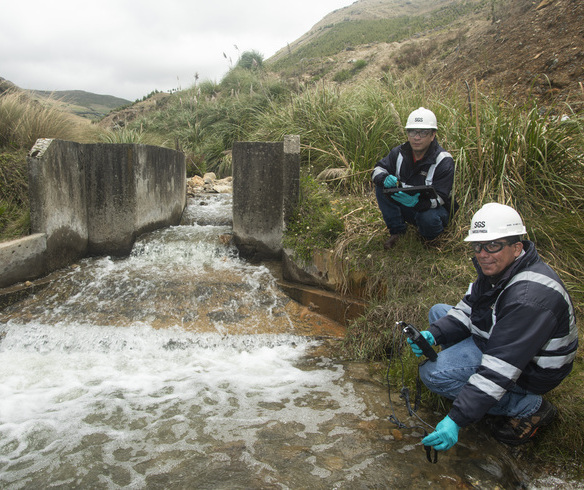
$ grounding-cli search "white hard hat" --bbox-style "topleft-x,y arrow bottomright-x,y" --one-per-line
465,203 -> 527,242
405,107 -> 438,130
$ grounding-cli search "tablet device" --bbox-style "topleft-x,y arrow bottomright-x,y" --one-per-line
383,185 -> 438,200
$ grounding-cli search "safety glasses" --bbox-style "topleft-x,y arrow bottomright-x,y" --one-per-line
406,129 -> 433,138
471,241 -> 510,254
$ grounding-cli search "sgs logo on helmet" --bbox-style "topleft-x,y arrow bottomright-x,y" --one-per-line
474,221 -> 486,228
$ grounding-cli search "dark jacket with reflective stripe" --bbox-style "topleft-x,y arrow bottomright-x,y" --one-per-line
429,241 -> 578,427
371,139 -> 456,213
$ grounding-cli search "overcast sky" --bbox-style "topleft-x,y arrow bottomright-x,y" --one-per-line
1,0 -> 353,101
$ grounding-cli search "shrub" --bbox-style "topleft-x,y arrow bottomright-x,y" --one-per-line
237,50 -> 264,70
198,80 -> 219,98
333,69 -> 353,83
395,40 -> 438,70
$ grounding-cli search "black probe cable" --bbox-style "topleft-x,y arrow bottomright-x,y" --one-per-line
385,326 -> 438,463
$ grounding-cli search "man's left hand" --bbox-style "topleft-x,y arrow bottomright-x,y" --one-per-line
391,191 -> 419,207
422,416 -> 460,451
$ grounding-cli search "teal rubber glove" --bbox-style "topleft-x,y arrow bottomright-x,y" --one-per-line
391,191 -> 419,207
406,331 -> 435,357
383,175 -> 398,188
422,416 -> 460,451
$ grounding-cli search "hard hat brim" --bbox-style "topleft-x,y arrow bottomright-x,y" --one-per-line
464,228 -> 527,242
405,123 -> 437,130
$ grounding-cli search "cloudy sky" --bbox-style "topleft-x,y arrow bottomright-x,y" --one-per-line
1,0 -> 352,101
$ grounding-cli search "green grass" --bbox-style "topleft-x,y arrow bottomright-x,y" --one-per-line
282,174 -> 345,263
0,89 -> 134,238
98,126 -> 164,145
124,69 -> 292,178
332,59 -> 368,83
0,149 -> 30,238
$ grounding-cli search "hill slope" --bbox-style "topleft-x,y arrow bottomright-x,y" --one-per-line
30,89 -> 131,119
0,77 -> 131,120
269,0 -> 584,104
431,0 -> 584,102
270,0 -> 471,61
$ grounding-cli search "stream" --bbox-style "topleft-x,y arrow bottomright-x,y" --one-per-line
0,194 -> 558,489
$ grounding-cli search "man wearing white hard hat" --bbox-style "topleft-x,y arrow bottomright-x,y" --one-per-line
371,107 -> 457,249
407,203 -> 577,450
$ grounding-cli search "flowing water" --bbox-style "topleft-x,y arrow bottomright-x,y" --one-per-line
0,194 -> 543,488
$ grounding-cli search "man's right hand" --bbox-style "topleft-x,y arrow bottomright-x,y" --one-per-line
406,330 -> 435,357
383,175 -> 398,188
422,416 -> 460,451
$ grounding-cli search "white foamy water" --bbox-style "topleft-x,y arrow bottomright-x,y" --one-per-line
0,323 -> 368,488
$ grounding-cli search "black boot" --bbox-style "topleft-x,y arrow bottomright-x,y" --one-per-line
492,399 -> 557,446
383,234 -> 402,250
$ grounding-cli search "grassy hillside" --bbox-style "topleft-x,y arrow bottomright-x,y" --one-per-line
269,0 -> 584,105
0,77 -> 131,120
269,0 -> 484,77
270,0 -> 475,61
31,89 -> 131,119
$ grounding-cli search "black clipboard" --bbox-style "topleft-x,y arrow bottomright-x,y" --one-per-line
383,185 -> 438,200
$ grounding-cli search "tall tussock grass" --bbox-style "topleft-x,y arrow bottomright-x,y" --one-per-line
248,82 -> 404,192
0,90 -> 89,150
129,71 -> 292,177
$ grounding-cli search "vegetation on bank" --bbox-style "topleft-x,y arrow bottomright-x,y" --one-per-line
1,46 -> 583,479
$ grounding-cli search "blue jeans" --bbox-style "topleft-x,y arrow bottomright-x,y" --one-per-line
375,186 -> 449,240
420,304 -> 542,418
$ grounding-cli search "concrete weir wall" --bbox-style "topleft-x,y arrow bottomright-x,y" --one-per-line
232,135 -> 300,260
0,138 -> 186,289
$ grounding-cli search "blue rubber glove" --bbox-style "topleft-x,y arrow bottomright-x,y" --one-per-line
406,331 -> 435,357
391,191 -> 419,207
422,416 -> 460,451
383,175 -> 398,188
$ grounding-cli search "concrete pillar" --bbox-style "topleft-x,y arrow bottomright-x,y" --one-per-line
28,139 -> 89,271
232,136 -> 300,260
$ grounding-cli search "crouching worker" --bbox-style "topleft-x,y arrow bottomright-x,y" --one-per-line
371,107 -> 457,249
409,203 -> 577,450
